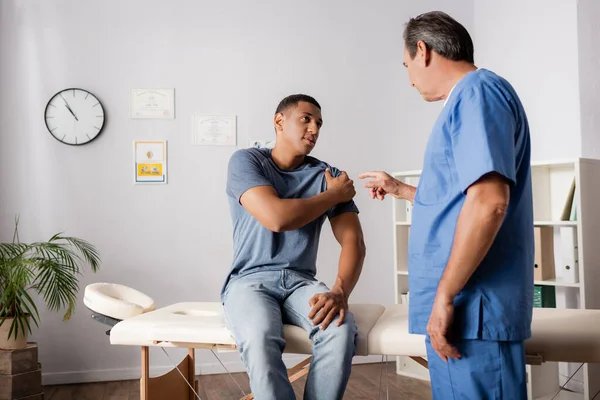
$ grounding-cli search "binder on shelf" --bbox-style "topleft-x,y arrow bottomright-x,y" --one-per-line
556,226 -> 579,283
534,226 -> 555,281
405,202 -> 412,223
533,285 -> 556,308
404,177 -> 419,223
560,177 -> 576,221
569,191 -> 578,221
400,292 -> 409,305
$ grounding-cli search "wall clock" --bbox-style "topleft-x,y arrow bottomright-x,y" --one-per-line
44,88 -> 105,146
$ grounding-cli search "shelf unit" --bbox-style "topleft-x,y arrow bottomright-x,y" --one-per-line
391,158 -> 600,399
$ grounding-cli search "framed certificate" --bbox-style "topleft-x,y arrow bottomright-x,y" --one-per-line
191,114 -> 236,146
133,140 -> 167,184
130,89 -> 175,119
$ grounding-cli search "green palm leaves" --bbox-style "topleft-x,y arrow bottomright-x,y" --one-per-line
0,221 -> 100,341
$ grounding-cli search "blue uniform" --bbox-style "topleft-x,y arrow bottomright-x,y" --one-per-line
409,69 -> 534,398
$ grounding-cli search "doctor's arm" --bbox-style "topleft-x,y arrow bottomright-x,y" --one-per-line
436,172 -> 510,301
240,169 -> 355,232
427,171 -> 510,360
308,212 -> 366,329
358,171 -> 416,202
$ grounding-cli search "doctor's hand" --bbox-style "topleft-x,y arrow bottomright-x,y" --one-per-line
426,295 -> 461,362
308,290 -> 348,330
358,171 -> 404,200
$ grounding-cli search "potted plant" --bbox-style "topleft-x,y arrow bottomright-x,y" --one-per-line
0,218 -> 100,349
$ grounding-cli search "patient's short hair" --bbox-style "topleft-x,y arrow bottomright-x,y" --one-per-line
275,94 -> 321,115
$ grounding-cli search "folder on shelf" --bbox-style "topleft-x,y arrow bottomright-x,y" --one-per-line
560,178 -> 576,221
405,202 -> 412,223
400,292 -> 409,306
533,285 -> 556,308
569,191 -> 578,221
556,226 -> 579,283
404,177 -> 419,223
534,226 -> 555,281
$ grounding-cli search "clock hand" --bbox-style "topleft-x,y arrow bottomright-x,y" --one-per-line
64,104 -> 79,121
60,95 -> 79,121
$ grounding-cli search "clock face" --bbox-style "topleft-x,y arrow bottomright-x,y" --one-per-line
44,88 -> 105,146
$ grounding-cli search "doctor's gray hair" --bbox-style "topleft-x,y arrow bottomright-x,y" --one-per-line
403,11 -> 474,63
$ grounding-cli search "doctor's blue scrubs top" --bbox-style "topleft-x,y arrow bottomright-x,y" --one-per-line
408,68 -> 535,342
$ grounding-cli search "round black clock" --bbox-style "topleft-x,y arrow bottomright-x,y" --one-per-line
44,88 -> 105,145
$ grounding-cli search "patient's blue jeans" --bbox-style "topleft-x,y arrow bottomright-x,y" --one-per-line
222,269 -> 358,400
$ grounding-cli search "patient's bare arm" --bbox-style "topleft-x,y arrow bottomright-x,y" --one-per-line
308,212 -> 366,330
240,169 -> 355,232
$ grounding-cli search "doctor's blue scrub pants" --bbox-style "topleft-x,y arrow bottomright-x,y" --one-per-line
425,336 -> 527,399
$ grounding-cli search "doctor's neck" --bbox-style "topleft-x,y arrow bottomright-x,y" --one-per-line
433,59 -> 478,102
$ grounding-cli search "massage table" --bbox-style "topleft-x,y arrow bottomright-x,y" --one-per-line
84,282 -> 600,400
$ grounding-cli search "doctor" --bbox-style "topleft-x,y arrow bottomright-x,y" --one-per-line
360,11 -> 534,399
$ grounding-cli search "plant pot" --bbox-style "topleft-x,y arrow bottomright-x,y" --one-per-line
0,317 -> 28,350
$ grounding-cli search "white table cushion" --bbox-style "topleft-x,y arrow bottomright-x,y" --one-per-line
365,305 -> 600,362
367,304 -> 426,357
84,282 -> 156,321
107,299 -> 600,364
527,307 -> 600,363
109,302 -> 386,355
110,302 -> 236,347
282,304 -> 386,356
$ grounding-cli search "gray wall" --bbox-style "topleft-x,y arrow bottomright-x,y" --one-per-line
578,0 -> 600,159
0,0 -> 473,383
473,0 -> 581,161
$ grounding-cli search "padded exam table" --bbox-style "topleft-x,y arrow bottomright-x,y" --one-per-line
84,283 -> 600,400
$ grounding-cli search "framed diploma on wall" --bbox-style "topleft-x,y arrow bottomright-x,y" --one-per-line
191,114 -> 236,146
130,89 -> 175,119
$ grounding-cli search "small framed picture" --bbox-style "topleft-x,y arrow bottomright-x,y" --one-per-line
134,140 -> 167,184
130,89 -> 175,119
191,114 -> 236,146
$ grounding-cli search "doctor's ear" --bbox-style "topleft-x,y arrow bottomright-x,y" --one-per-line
416,40 -> 430,65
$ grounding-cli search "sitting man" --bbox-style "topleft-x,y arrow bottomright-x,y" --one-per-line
222,94 -> 366,400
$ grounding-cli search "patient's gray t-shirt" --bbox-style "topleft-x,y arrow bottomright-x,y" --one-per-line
222,147 -> 358,296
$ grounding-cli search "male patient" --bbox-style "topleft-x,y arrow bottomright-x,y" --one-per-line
222,94 -> 366,400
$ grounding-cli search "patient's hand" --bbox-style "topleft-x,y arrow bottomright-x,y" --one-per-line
325,168 -> 356,203
308,290 -> 348,330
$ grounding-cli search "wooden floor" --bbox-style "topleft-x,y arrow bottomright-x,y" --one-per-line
43,362 -> 431,400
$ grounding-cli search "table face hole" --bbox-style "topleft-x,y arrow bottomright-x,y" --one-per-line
173,310 -> 220,317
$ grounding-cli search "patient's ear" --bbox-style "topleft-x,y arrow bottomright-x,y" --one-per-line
274,112 -> 285,133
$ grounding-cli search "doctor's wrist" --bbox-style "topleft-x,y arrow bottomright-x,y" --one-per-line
434,290 -> 455,305
398,183 -> 416,202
